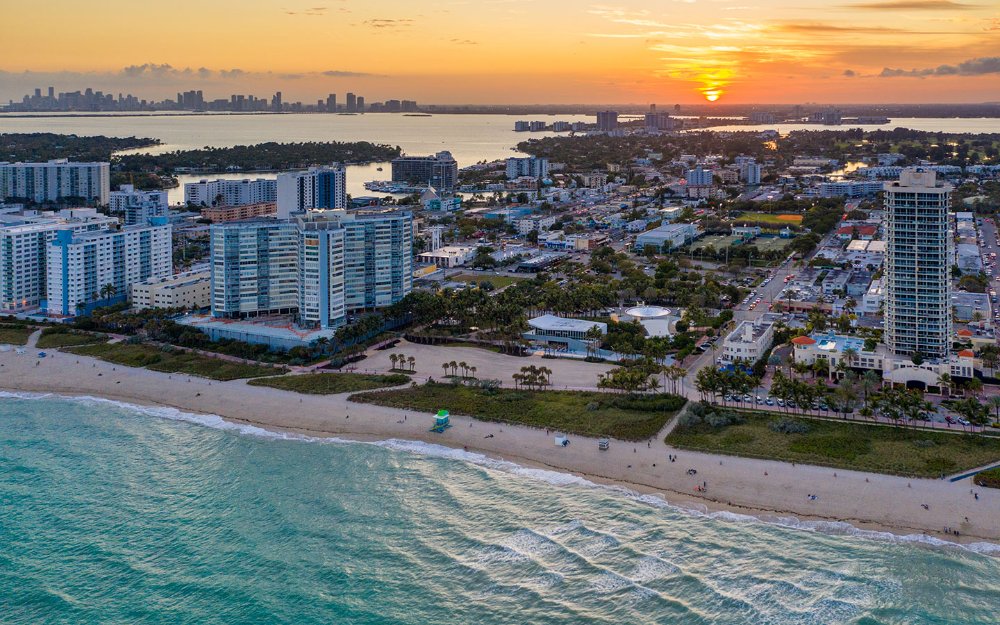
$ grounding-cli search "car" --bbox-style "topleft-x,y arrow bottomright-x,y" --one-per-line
958,418 -> 971,426
776,398 -> 785,406
724,394 -> 734,401
765,398 -> 775,406
743,394 -> 753,402
945,415 -> 956,424
787,400 -> 797,408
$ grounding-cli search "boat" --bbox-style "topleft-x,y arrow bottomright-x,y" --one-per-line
376,167 -> 383,171
403,113 -> 432,117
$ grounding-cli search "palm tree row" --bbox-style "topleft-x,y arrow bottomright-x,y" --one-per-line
511,365 -> 552,390
389,353 -> 416,372
440,360 -> 478,379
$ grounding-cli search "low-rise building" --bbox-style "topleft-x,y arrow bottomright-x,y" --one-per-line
200,202 -> 277,223
722,320 -> 775,363
132,270 -> 211,310
417,245 -> 475,268
523,314 -> 606,354
635,223 -> 699,252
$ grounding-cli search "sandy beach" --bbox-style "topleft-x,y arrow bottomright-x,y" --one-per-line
2,339 -> 998,548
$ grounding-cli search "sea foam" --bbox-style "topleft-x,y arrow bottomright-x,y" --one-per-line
2,389 -> 998,556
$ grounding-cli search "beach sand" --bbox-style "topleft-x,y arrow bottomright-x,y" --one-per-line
2,342 -> 997,547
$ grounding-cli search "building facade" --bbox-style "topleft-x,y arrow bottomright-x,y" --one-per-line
109,184 -> 168,215
183,178 -> 277,207
506,157 -> 550,180
0,209 -> 117,311
200,202 -> 277,223
391,152 -> 458,192
46,217 -> 172,316
883,169 -> 953,358
0,160 -> 110,205
132,270 -> 211,310
276,165 -> 347,218
209,210 -> 412,329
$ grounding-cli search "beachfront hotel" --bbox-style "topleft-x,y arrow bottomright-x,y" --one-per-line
45,217 -> 172,316
209,209 -> 412,329
0,159 -> 110,205
883,168 -> 953,358
0,208 -> 118,312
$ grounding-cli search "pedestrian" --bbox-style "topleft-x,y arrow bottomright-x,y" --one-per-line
975,493 -> 979,500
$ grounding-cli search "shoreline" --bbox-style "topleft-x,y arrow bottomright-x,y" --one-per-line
2,346 -> 998,550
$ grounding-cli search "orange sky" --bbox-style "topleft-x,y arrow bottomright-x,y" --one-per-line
2,0 -> 999,104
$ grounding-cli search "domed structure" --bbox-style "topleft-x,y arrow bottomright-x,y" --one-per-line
624,305 -> 672,319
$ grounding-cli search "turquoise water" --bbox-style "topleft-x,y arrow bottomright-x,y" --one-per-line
2,393 -> 999,624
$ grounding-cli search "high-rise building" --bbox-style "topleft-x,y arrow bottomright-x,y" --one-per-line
741,163 -> 762,185
0,160 -> 110,205
46,217 -> 172,316
884,168 -> 953,358
109,184 -> 170,226
391,151 -> 458,192
326,93 -> 336,112
184,178 -> 277,207
506,157 -> 550,180
0,209 -> 117,311
596,111 -> 618,132
356,96 -> 365,112
686,166 -> 714,187
644,111 -> 675,131
209,210 -> 412,329
346,92 -> 357,112
276,165 -> 347,218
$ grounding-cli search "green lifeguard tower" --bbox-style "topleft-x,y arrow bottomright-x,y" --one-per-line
430,409 -> 452,433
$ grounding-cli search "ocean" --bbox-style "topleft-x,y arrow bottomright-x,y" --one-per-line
1,112 -> 997,201
2,393 -> 998,624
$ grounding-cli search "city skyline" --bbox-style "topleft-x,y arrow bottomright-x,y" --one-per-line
2,0 -> 999,105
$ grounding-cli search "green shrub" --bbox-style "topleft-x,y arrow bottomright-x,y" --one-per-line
769,418 -> 811,434
974,466 -> 1000,489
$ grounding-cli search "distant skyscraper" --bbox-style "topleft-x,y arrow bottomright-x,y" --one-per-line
884,168 -> 953,358
326,93 -> 336,112
272,91 -> 283,112
356,96 -> 365,112
346,92 -> 357,112
506,157 -> 549,180
596,111 -> 618,132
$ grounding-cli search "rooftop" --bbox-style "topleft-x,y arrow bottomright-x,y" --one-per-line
528,314 -> 606,334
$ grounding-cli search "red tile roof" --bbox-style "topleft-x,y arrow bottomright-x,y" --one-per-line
791,336 -> 817,345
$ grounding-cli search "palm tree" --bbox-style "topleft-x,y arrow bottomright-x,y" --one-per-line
459,361 -> 468,378
936,372 -> 952,397
408,356 -> 416,372
390,354 -> 399,370
442,362 -> 450,377
988,396 -> 1000,424
449,360 -> 458,376
469,365 -> 476,379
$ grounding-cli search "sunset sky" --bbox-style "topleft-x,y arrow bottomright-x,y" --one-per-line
2,0 -> 999,104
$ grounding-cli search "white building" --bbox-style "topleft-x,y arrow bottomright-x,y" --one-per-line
417,245 -> 475,268
109,184 -> 168,214
635,223 -> 700,252
722,320 -> 775,363
741,162 -> 762,185
686,166 -> 714,187
0,209 -> 118,312
183,178 -> 277,207
132,270 -> 211,310
276,166 -> 346,218
506,157 -> 550,180
0,159 -> 110,205
515,215 -> 556,235
46,217 -> 173,316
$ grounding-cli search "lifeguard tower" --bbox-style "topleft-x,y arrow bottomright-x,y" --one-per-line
430,409 -> 452,433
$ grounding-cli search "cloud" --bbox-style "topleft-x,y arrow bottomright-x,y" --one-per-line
450,38 -> 478,45
284,6 -> 328,16
363,18 -> 413,29
121,63 -> 177,78
843,69 -> 856,76
321,70 -> 384,77
880,56 -> 1000,76
844,0 -> 978,9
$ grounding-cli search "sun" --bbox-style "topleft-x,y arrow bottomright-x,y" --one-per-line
704,92 -> 721,102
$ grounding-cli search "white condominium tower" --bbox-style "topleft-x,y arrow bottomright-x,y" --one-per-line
46,217 -> 173,316
883,168 -> 953,358
0,209 -> 117,312
0,159 -> 110,205
183,178 -> 277,207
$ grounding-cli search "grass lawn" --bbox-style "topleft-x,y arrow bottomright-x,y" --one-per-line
738,212 -> 803,225
36,328 -> 102,349
974,466 -> 1000,489
690,235 -> 741,251
667,408 -> 1000,477
752,237 -> 792,253
66,342 -> 282,381
0,325 -> 34,346
351,381 -> 686,441
451,273 -> 524,289
440,341 -> 502,353
249,372 -> 410,394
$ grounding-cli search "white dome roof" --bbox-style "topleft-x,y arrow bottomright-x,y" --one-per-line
625,305 -> 672,319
